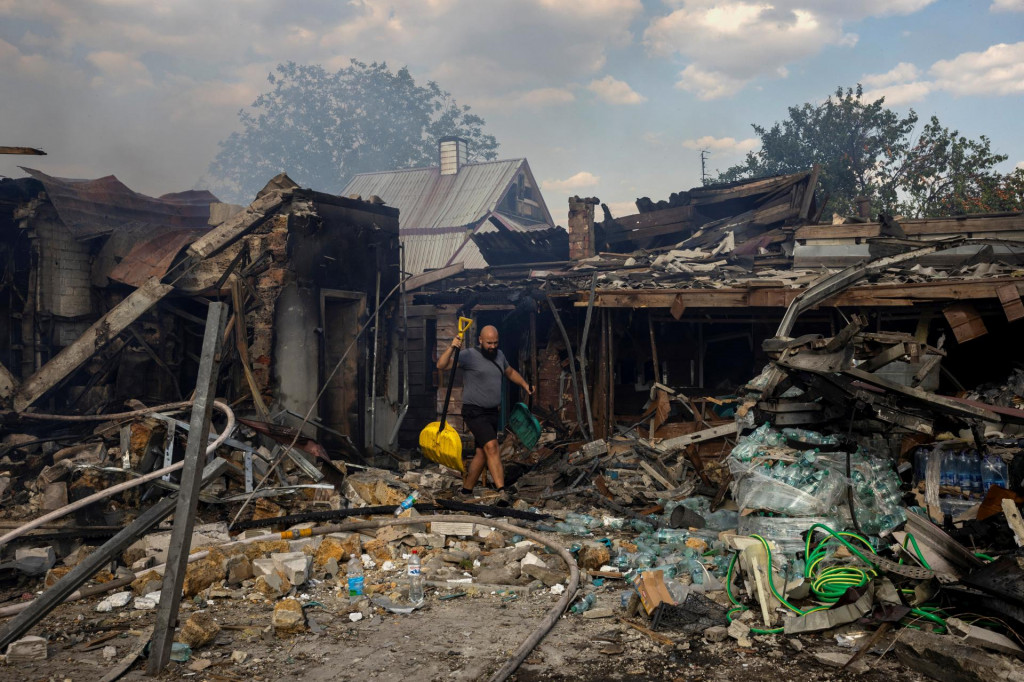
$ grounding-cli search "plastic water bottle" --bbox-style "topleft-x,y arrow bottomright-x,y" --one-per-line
957,451 -> 972,494
394,492 -> 417,516
347,554 -> 364,602
656,529 -> 690,543
969,452 -> 983,497
940,450 -> 955,487
982,455 -> 1009,492
570,593 -> 596,614
407,550 -> 424,605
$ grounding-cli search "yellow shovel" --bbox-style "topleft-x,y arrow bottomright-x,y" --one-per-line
419,317 -> 473,471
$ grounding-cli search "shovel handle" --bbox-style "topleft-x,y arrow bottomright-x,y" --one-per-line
438,317 -> 473,432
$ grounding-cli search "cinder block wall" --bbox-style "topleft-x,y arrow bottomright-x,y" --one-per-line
35,219 -> 93,319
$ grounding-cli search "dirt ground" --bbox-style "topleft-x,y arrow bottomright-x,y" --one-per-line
0,569 -> 931,682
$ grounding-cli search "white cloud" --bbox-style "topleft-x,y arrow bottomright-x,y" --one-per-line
930,42 -> 1024,96
681,135 -> 758,155
991,0 -> 1024,11
542,171 -> 601,192
674,64 -> 747,100
0,0 -> 648,195
1017,161 -> 1024,170
86,50 -> 153,90
862,81 -> 933,106
644,1 -> 937,99
861,62 -> 921,88
604,199 -> 638,217
859,42 -> 1024,105
587,75 -> 646,104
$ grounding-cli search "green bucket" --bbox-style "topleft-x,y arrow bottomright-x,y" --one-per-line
509,402 -> 542,451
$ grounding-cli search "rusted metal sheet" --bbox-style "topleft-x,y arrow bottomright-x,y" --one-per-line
106,229 -> 203,287
13,277 -> 175,411
21,168 -> 215,240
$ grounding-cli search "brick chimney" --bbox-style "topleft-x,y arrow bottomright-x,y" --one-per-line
439,136 -> 468,176
567,196 -> 599,260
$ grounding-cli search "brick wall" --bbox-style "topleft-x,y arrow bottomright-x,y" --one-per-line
567,196 -> 599,261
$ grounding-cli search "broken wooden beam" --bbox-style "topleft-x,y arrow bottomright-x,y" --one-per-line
653,422 -> 739,454
185,187 -> 288,261
858,342 -> 907,373
149,302 -> 228,674
13,277 -> 174,411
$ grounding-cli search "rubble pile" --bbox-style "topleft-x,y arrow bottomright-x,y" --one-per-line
0,169 -> 1023,681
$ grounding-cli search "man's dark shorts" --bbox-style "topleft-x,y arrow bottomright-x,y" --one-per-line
462,404 -> 500,450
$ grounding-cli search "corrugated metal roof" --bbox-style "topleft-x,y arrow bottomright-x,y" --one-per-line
106,229 -> 202,287
342,159 -> 524,231
472,211 -> 568,266
402,229 -> 472,274
22,167 -> 217,241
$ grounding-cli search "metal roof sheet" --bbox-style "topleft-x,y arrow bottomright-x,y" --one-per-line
402,229 -> 472,274
22,167 -> 217,241
341,159 -> 523,231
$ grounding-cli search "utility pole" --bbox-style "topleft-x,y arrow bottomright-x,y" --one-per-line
700,149 -> 711,186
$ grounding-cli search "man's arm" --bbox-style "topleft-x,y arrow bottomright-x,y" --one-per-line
437,336 -> 463,371
504,365 -> 534,396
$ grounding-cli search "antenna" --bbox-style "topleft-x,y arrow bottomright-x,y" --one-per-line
700,149 -> 711,186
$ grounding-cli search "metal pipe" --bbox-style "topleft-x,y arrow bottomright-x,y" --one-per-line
368,267 -> 382,453
0,401 -> 235,549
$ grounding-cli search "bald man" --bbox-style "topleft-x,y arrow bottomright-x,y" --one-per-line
437,325 -> 533,500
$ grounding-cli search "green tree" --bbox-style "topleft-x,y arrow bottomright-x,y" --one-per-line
204,60 -> 499,203
716,85 -> 1019,218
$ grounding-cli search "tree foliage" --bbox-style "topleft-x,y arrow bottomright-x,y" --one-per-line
715,85 -> 1020,218
204,60 -> 500,203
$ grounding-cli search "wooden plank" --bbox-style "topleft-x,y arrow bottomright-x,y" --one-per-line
859,342 -> 907,373
0,361 -> 17,400
186,189 -> 287,260
1004,498 -> 1024,547
13,277 -> 174,411
148,303 -> 228,674
638,460 -> 674,491
798,165 -> 820,220
654,422 -> 739,453
796,214 -> 1024,241
0,146 -> 45,155
573,277 -> 1024,309
997,284 -> 1024,322
404,263 -> 465,292
606,205 -> 695,234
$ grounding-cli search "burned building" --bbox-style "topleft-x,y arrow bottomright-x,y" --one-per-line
0,170 -> 402,456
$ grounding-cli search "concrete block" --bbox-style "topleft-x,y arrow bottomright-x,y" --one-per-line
5,635 -> 47,662
271,552 -> 309,586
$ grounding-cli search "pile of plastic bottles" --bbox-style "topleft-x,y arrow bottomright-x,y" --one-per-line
843,451 -> 907,535
912,445 -> 1009,498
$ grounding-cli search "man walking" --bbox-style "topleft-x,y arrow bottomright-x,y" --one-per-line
436,325 -> 533,500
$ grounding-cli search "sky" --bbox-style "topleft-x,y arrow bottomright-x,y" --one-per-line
1,0 -> 1023,220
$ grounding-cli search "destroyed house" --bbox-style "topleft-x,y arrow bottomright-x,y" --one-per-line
0,169 -> 404,458
408,168 -> 1024,461
341,136 -> 565,275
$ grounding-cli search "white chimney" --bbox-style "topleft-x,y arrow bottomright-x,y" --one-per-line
439,136 -> 469,176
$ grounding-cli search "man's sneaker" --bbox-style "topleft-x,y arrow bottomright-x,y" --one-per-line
494,488 -> 512,508
457,487 -> 476,498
